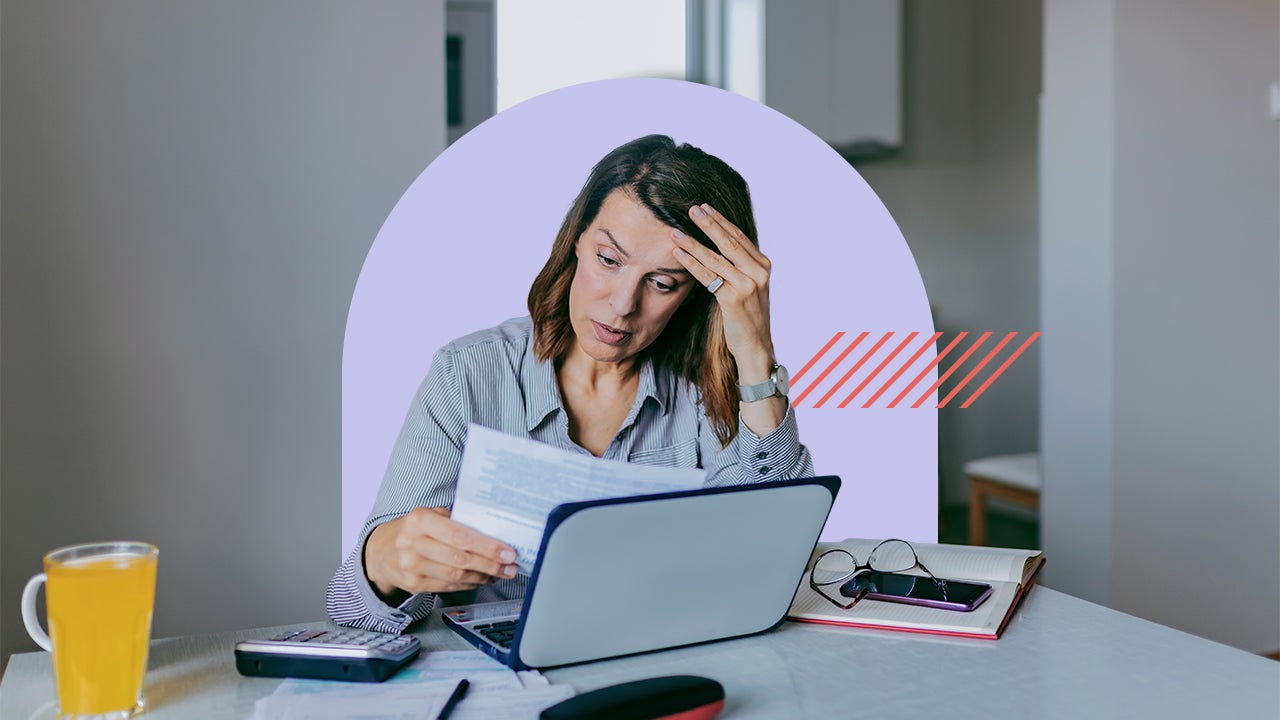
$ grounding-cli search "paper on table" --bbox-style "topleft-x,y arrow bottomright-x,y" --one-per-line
253,685 -> 574,720
391,649 -> 525,685
252,651 -> 574,720
451,424 -> 706,574
258,651 -> 521,701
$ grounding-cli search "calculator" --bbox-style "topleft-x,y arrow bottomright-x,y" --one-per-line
234,628 -> 421,683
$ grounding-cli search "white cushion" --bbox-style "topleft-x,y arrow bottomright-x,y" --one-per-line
963,453 -> 1040,491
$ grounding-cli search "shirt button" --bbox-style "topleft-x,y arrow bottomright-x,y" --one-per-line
756,452 -> 768,460
758,466 -> 772,475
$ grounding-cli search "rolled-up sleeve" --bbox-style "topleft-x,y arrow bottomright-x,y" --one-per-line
703,403 -> 815,487
325,348 -> 467,632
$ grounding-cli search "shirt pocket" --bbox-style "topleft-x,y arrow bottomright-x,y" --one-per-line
627,437 -> 699,468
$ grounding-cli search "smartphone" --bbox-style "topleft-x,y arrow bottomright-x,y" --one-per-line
840,571 -> 993,612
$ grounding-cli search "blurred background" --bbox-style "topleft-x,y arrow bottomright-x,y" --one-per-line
2,0 -> 1276,669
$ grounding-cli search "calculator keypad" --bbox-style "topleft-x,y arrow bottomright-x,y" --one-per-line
256,629 -> 419,659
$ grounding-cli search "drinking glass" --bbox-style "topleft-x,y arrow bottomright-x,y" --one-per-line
21,542 -> 158,719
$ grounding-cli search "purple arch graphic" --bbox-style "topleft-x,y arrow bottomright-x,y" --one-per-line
341,79 -> 937,557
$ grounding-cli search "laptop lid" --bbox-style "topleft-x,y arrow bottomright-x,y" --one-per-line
505,476 -> 840,669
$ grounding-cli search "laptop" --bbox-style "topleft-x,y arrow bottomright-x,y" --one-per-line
441,476 -> 840,670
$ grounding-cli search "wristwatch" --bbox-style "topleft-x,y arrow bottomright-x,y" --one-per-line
739,363 -> 790,402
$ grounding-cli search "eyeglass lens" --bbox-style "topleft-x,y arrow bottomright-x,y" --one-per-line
811,550 -> 858,586
811,539 -> 954,609
811,539 -> 922,587
866,539 -> 920,574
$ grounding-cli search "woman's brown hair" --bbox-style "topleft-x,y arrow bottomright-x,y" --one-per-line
527,135 -> 757,448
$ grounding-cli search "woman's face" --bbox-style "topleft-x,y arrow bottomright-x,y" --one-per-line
567,189 -> 698,367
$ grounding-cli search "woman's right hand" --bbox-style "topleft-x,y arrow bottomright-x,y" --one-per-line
364,507 -> 519,600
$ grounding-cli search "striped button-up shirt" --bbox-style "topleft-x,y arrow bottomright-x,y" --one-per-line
327,316 -> 814,633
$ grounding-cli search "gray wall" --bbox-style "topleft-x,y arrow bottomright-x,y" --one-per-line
1042,0 -> 1280,651
1038,0 -> 1116,607
1,0 -> 445,665
857,0 -> 1043,505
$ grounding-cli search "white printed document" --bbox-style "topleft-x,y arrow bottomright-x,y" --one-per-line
252,651 -> 573,720
451,424 -> 706,574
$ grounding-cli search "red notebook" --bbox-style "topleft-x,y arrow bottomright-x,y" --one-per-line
787,539 -> 1045,640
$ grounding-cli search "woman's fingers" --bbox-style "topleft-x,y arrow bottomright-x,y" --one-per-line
672,231 -> 748,293
397,531 -> 517,585
396,553 -> 494,594
411,508 -> 518,568
367,506 -> 520,597
697,204 -> 769,268
687,204 -> 770,285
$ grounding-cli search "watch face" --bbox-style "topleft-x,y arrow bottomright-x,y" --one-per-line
774,364 -> 790,395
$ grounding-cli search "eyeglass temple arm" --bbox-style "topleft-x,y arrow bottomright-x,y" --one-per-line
915,559 -> 949,600
809,575 -> 867,610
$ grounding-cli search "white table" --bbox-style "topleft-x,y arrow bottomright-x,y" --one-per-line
1,588 -> 1276,719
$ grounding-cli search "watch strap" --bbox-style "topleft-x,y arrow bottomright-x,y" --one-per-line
739,363 -> 786,402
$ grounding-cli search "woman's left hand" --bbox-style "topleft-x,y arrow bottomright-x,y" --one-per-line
671,203 -> 777,385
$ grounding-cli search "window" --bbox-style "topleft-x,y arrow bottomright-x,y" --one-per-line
495,0 -> 687,112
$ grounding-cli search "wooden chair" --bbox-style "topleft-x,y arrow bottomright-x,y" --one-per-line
964,453 -> 1040,546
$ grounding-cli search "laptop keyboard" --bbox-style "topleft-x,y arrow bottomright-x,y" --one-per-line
472,620 -> 518,649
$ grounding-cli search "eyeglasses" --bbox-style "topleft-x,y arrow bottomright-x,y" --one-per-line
807,538 -> 949,610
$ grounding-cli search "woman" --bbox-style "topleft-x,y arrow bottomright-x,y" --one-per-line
328,135 -> 814,633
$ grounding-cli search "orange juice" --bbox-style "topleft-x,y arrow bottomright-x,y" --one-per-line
45,548 -> 157,717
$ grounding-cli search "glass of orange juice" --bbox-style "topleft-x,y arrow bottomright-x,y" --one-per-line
21,542 -> 158,719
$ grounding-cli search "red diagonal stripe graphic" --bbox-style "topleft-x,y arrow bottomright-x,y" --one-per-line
911,332 -> 992,408
792,332 -> 869,407
937,332 -> 1018,408
890,332 -> 968,408
790,331 -> 845,385
865,332 -> 943,408
960,332 -> 1041,408
837,332 -> 919,408
814,332 -> 894,408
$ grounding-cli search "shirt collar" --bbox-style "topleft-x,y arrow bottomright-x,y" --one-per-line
523,349 -> 562,432
644,355 -> 675,416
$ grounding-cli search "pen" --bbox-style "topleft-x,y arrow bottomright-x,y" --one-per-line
436,678 -> 469,720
